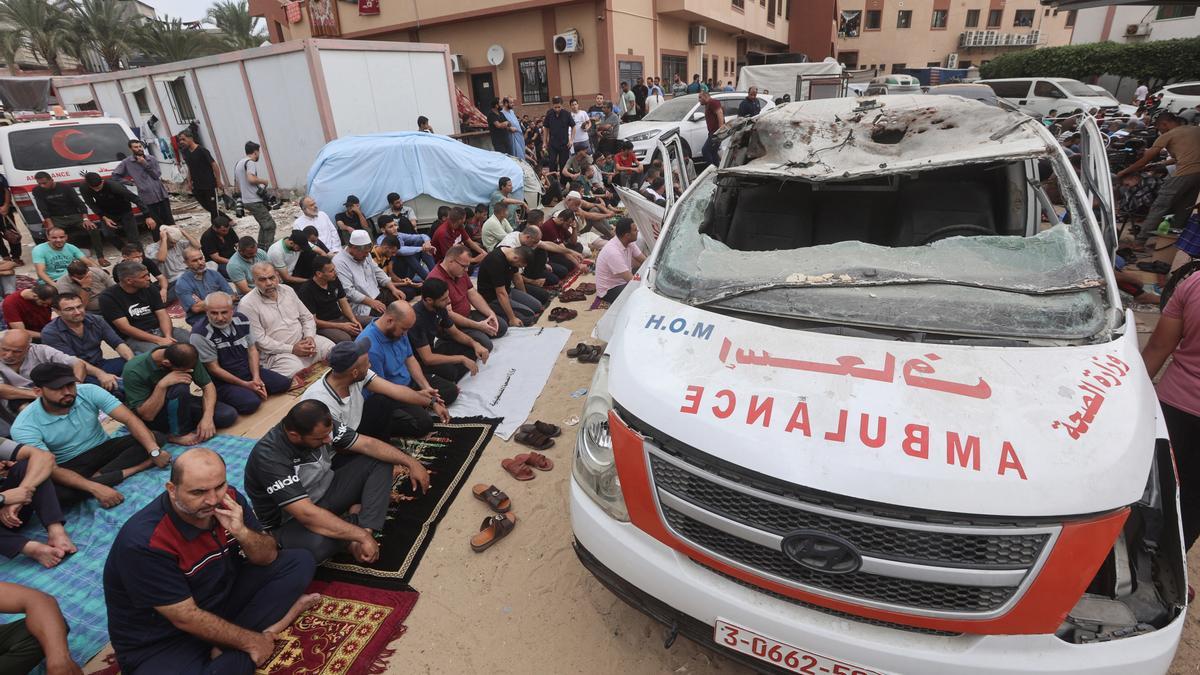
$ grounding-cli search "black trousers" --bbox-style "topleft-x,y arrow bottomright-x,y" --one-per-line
547,143 -> 571,175
144,199 -> 175,226
54,434 -> 163,507
0,619 -> 44,674
0,459 -> 65,558
358,375 -> 459,440
118,549 -> 315,674
270,454 -> 391,564
192,188 -> 220,223
424,339 -> 477,383
1163,401 -> 1200,550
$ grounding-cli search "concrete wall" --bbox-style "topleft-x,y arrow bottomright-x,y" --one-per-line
833,0 -> 1074,72
1072,5 -> 1200,44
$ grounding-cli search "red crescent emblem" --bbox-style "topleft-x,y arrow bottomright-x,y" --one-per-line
51,129 -> 94,161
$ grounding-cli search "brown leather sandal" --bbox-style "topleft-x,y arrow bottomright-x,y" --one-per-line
470,513 -> 517,552
472,484 -> 511,513
501,457 -> 535,481
516,452 -> 554,471
519,421 -> 561,438
513,427 -> 555,450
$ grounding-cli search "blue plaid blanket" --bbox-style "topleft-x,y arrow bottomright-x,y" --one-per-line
0,434 -> 257,668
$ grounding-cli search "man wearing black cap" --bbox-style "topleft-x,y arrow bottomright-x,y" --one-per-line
267,230 -> 311,286
79,171 -> 149,250
301,338 -> 448,440
245,399 -> 429,563
334,195 -> 374,246
11,362 -> 167,509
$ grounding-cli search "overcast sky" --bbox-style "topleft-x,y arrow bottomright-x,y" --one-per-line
142,0 -> 217,22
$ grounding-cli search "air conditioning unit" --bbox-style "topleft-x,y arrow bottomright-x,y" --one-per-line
946,53 -> 959,68
449,54 -> 465,73
1011,34 -> 1027,45
553,30 -> 582,54
1002,33 -> 1016,45
983,30 -> 998,45
1027,29 -> 1040,44
1125,23 -> 1151,36
960,31 -> 974,47
689,24 -> 708,46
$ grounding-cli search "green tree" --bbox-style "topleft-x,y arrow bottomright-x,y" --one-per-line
0,28 -> 21,74
980,38 -> 1200,88
135,16 -> 218,64
0,0 -> 71,75
205,0 -> 264,51
68,0 -> 142,71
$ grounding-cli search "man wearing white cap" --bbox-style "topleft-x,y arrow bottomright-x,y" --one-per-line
554,191 -> 611,255
334,230 -> 404,319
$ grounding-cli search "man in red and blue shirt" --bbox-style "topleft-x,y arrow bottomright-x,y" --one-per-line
103,448 -> 317,674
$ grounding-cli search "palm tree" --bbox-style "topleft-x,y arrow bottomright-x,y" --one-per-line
135,16 -> 217,64
205,0 -> 264,51
68,0 -> 141,71
0,29 -> 21,74
0,0 -> 71,74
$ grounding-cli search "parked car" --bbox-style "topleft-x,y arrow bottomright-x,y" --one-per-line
863,74 -> 921,96
618,92 -> 775,165
978,77 -> 1122,118
576,95 -> 1184,675
926,83 -> 1017,111
1155,81 -> 1200,115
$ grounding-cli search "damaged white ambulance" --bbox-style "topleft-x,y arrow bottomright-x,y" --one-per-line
571,95 -> 1186,674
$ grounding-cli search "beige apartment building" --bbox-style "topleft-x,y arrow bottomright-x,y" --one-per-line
252,0 -> 790,114
833,0 -> 1076,74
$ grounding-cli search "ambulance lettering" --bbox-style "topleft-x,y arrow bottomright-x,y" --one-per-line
680,385 -> 1027,480
644,314 -> 714,341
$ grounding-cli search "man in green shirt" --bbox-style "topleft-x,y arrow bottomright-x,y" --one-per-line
122,343 -> 238,445
226,237 -> 269,295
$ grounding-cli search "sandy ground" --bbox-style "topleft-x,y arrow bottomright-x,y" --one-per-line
46,197 -> 1197,673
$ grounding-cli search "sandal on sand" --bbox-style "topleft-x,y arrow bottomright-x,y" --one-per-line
559,289 -> 587,302
514,426 -> 555,450
577,282 -> 596,295
501,457 -> 535,481
578,348 -> 603,364
516,452 -> 554,471
470,513 -> 517,553
519,420 -> 561,438
549,307 -> 577,322
472,484 -> 511,513
566,343 -> 593,358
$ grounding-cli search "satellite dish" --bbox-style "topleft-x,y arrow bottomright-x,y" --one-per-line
487,44 -> 505,66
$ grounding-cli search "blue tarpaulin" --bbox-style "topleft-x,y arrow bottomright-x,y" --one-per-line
305,132 -> 524,218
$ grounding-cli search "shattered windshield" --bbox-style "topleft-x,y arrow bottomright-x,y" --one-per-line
641,96 -> 697,122
653,161 -> 1112,339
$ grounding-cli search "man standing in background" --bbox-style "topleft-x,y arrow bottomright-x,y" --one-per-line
236,141 -> 276,248
178,130 -> 223,222
113,139 -> 174,230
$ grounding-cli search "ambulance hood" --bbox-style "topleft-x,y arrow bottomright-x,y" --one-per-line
607,288 -> 1157,518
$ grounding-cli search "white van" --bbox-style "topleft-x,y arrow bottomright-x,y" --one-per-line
573,95 -> 1184,674
978,77 -> 1121,118
863,74 -> 921,96
0,115 -> 138,242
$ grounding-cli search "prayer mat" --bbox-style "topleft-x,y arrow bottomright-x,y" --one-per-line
555,265 -> 584,292
288,363 -> 331,396
93,580 -> 418,675
317,417 -> 500,590
0,434 -> 257,667
165,298 -> 185,319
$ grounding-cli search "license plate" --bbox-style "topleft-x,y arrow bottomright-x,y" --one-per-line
714,619 -> 883,675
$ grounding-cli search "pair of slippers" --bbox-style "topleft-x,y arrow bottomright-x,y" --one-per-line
501,452 -> 554,481
567,343 -> 602,364
559,288 -> 587,302
470,484 -> 516,553
549,307 -> 577,322
576,282 -> 596,295
514,420 -> 560,450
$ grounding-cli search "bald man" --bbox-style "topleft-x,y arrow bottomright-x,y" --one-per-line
238,263 -> 333,378
190,292 -> 291,416
0,329 -> 112,417
357,301 -> 455,438
104,448 -> 319,674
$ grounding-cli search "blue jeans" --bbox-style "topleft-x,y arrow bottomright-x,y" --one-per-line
148,383 -> 238,437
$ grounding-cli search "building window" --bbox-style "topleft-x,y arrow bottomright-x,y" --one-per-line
840,10 -> 862,36
1155,5 -> 1197,19
517,56 -> 548,104
661,55 -> 687,87
959,60 -> 972,68
891,63 -> 906,73
838,51 -> 858,69
965,9 -> 979,27
926,61 -> 941,67
987,9 -> 1002,27
618,60 -> 643,89
1065,9 -> 1077,26
1043,8 -> 1050,16
865,9 -> 881,29
132,89 -> 150,115
731,0 -> 743,8
896,9 -> 911,28
712,55 -> 718,80
767,0 -> 775,24
166,77 -> 196,123
785,0 -> 790,20
1013,10 -> 1034,27
272,20 -> 284,42
931,9 -> 948,29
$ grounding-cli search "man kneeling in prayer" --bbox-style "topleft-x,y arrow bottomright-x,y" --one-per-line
104,448 -> 319,674
245,399 -> 430,564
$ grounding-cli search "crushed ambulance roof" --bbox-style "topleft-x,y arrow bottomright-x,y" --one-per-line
724,94 -> 1052,181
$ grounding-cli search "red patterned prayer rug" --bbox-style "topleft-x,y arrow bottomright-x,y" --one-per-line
92,580 -> 418,675
288,363 -> 331,396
